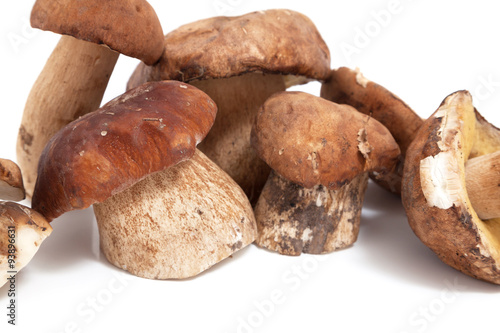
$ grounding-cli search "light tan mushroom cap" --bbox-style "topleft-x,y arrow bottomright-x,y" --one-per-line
0,159 -> 25,202
402,90 -> 500,284
1,202 -> 52,288
127,9 -> 330,88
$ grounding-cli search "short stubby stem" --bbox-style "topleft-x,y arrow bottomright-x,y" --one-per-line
254,170 -> 369,255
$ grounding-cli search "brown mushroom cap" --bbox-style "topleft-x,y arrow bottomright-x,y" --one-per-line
251,91 -> 401,189
31,0 -> 164,65
1,201 -> 52,287
127,9 -> 330,88
321,67 -> 423,154
0,159 -> 25,202
402,90 -> 500,284
32,81 -> 217,221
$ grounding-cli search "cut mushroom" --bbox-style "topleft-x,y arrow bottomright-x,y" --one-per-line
0,159 -> 25,202
127,9 -> 331,204
251,92 -> 401,255
465,151 -> 500,220
32,81 -> 257,279
1,202 -> 52,288
402,90 -> 500,284
321,67 -> 423,193
17,0 -> 164,196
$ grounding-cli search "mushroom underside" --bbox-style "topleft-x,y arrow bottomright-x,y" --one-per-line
402,91 -> 500,284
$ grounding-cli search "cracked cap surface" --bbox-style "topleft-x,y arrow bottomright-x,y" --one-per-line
251,91 -> 400,189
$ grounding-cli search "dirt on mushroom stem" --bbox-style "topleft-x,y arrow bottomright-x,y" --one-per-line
255,170 -> 368,255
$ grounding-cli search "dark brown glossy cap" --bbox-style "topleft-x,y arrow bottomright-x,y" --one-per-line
251,91 -> 401,189
32,81 -> 217,221
127,9 -> 330,88
31,0 -> 164,65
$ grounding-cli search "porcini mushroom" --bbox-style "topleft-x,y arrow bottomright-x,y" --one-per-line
127,9 -> 331,204
1,202 -> 52,288
251,92 -> 400,255
17,0 -> 164,196
321,67 -> 424,193
402,90 -> 500,284
32,81 -> 257,279
0,159 -> 25,202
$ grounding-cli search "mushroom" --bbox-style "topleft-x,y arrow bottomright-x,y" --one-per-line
127,9 -> 331,204
0,159 -> 25,202
402,90 -> 500,284
321,67 -> 424,193
251,92 -> 400,255
17,0 -> 164,196
32,81 -> 257,279
1,202 -> 52,288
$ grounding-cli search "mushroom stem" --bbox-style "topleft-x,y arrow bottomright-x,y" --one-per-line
254,170 -> 369,256
93,150 -> 257,279
191,73 -> 286,205
465,150 -> 500,220
17,35 -> 119,196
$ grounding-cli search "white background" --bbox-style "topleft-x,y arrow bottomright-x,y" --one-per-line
1,1 -> 500,332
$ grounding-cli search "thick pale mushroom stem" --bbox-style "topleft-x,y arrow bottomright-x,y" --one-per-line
17,35 -> 118,196
465,150 -> 500,220
192,73 -> 286,205
254,170 -> 369,256
93,150 -> 257,280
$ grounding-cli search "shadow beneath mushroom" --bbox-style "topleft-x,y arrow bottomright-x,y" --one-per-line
358,181 -> 500,293
30,207 -> 96,272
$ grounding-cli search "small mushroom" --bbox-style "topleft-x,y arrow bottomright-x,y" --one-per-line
1,202 -> 52,288
32,81 -> 257,279
402,90 -> 500,284
0,159 -> 25,202
127,9 -> 331,204
321,67 -> 424,193
17,0 -> 164,196
251,92 -> 400,255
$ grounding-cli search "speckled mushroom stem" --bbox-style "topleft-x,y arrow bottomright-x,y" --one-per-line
191,73 -> 286,205
17,35 -> 118,197
93,150 -> 257,279
254,170 -> 369,256
465,150 -> 500,220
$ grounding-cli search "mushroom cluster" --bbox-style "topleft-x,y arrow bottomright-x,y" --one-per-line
2,1 -> 500,288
